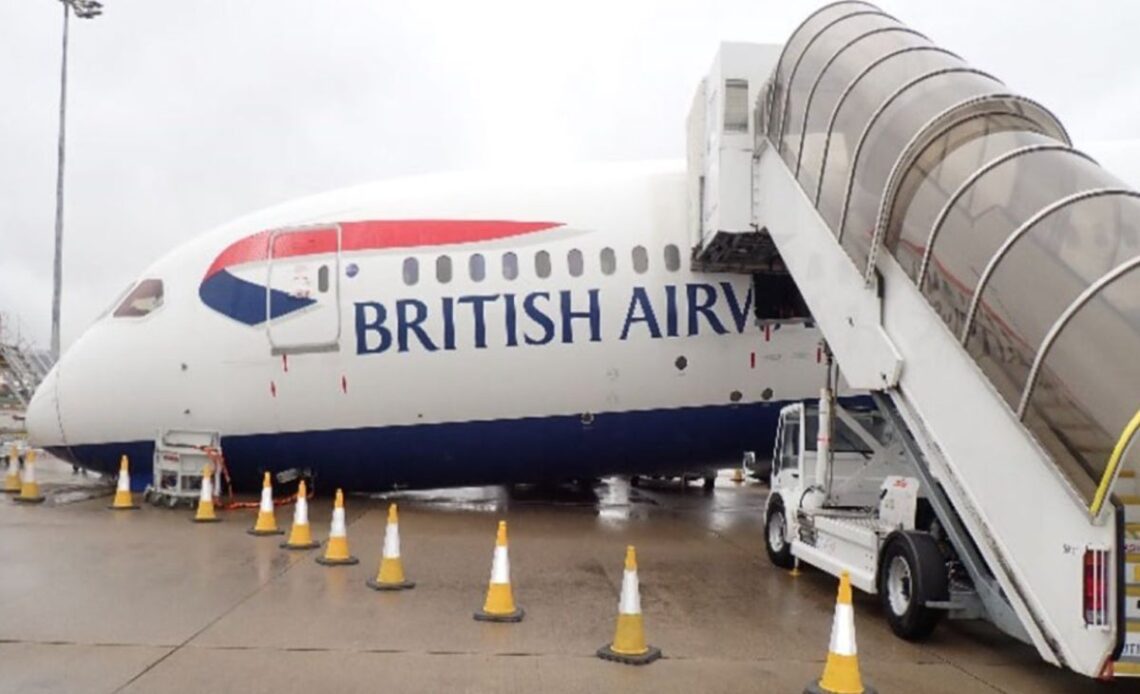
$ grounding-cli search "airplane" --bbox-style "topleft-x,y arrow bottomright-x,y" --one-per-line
25,160 -> 841,492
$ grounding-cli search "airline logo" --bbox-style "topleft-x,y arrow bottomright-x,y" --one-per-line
355,282 -> 757,355
199,220 -> 560,326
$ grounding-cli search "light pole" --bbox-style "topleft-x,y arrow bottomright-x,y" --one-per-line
50,0 -> 103,360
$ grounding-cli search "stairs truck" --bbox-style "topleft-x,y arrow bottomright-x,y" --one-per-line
688,1 -> 1140,680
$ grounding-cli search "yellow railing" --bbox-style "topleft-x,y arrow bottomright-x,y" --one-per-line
1091,408 -> 1140,517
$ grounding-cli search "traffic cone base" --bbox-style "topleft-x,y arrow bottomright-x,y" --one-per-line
367,576 -> 415,591
281,538 -> 321,550
13,493 -> 45,504
248,526 -> 284,536
281,518 -> 320,549
597,643 -> 662,666
475,580 -> 523,621
108,494 -> 139,509
473,605 -> 524,622
315,535 -> 359,566
803,668 -> 877,694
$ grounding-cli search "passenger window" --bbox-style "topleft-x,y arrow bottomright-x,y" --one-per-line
436,255 -> 452,284
502,252 -> 518,280
112,278 -> 164,318
632,245 -> 649,274
403,258 -> 419,286
664,244 -> 681,272
470,253 -> 486,282
317,265 -> 330,293
600,247 -> 616,275
535,250 -> 551,279
568,249 -> 584,277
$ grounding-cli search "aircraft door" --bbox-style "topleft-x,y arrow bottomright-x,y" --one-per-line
266,224 -> 342,355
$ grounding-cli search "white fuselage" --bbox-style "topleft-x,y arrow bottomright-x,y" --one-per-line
27,161 -> 833,490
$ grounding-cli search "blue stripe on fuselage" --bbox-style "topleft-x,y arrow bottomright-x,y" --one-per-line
54,402 -> 803,492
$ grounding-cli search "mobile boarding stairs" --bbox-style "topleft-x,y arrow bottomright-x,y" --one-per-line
689,3 -> 1140,679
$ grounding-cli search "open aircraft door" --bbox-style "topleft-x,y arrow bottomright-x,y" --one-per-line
266,224 -> 342,355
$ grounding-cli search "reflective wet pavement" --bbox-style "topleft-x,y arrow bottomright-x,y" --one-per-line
0,457 -> 1131,693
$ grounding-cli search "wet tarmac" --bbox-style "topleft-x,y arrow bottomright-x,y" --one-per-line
0,457 -> 1133,693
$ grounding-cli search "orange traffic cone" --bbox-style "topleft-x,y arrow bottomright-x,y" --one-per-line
281,480 -> 320,550
316,489 -> 358,565
805,571 -> 877,694
14,450 -> 45,504
597,545 -> 661,665
732,467 -> 745,484
367,503 -> 415,590
109,455 -> 140,510
193,464 -> 220,522
248,472 -> 283,536
3,448 -> 20,494
474,520 -> 523,622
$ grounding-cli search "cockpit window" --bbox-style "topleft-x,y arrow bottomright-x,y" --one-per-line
113,279 -> 164,318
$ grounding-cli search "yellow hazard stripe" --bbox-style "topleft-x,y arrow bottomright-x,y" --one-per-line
1091,410 -> 1140,517
1116,661 -> 1140,676
1127,586 -> 1140,597
1127,524 -> 1140,537
1129,620 -> 1140,633
1121,495 -> 1140,505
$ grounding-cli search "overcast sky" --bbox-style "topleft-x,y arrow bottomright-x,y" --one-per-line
2,0 -> 1139,351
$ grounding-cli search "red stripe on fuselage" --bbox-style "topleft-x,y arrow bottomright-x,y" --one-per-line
204,220 -> 562,280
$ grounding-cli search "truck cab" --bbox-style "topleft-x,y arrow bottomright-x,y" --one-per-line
765,395 -> 953,640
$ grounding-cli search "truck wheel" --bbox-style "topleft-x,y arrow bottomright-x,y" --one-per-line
765,499 -> 795,569
878,532 -> 948,641
703,474 -> 716,491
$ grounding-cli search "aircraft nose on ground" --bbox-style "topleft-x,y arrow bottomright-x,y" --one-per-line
25,366 -> 64,448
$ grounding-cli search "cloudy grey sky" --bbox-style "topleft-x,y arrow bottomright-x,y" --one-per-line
2,0 -> 1139,350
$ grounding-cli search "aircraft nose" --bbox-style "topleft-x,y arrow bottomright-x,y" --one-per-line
25,366 -> 64,448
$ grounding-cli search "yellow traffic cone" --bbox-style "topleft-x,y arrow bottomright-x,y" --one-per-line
597,545 -> 661,665
316,489 -> 359,565
732,467 -> 745,484
3,449 -> 21,494
14,450 -> 45,504
367,503 -> 415,590
474,520 -> 523,622
108,455 -> 140,510
805,571 -> 877,694
193,464 -> 221,523
248,472 -> 283,536
281,480 -> 320,550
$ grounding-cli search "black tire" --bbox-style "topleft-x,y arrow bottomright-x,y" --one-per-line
765,498 -> 795,569
629,475 -> 641,488
878,531 -> 948,641
703,474 -> 716,491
